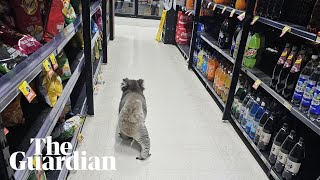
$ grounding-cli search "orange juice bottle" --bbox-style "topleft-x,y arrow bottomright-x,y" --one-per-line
215,0 -> 225,4
186,0 -> 195,10
218,67 -> 227,96
235,0 -> 246,10
213,63 -> 221,92
223,70 -> 232,102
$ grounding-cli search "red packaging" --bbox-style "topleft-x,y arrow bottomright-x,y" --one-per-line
177,11 -> 193,26
10,0 -> 44,41
177,27 -> 192,45
43,0 -> 64,42
0,25 -> 42,55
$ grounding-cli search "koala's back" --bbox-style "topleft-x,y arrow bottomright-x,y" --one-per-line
119,93 -> 146,136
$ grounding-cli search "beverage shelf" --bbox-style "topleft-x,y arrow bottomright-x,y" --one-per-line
192,64 -> 225,109
199,32 -> 235,64
230,115 -> 281,180
176,44 -> 190,60
14,52 -> 85,180
181,6 -> 195,16
291,107 -> 320,136
90,0 -> 102,17
93,56 -> 103,85
91,31 -> 100,49
206,2 -> 244,16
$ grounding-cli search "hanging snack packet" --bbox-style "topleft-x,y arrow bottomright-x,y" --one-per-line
9,0 -> 44,41
51,115 -> 84,141
1,94 -> 25,127
43,0 -> 64,42
0,25 -> 42,55
62,0 -> 76,25
39,72 -> 63,107
56,51 -> 72,81
0,42 -> 28,74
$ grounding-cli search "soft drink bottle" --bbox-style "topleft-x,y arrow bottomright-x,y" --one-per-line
249,101 -> 266,139
275,130 -> 297,173
231,26 -> 242,56
269,123 -> 289,165
235,0 -> 246,10
282,47 -> 310,100
308,81 -> 320,121
218,18 -> 235,49
269,0 -> 286,20
222,71 -> 232,103
256,0 -> 269,17
193,50 -> 199,65
308,0 -> 320,34
292,55 -> 319,106
282,137 -> 305,180
245,97 -> 261,134
238,91 -> 252,123
254,108 -> 270,144
213,64 -> 222,92
232,29 -> 243,59
275,46 -> 299,93
271,43 -> 291,89
241,96 -> 256,129
257,114 -> 274,151
233,80 -> 247,119
243,33 -> 261,68
201,48 -> 209,75
300,65 -> 320,114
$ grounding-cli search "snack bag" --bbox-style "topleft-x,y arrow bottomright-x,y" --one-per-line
0,42 -> 28,74
9,0 -> 44,41
51,115 -> 84,141
27,157 -> 47,180
1,94 -> 25,127
43,0 -> 64,42
91,20 -> 99,35
62,0 -> 76,25
96,7 -> 102,31
56,51 -> 72,81
0,25 -> 42,55
39,72 -> 63,107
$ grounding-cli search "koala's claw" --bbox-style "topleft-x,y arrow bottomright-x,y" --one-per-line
136,154 -> 151,160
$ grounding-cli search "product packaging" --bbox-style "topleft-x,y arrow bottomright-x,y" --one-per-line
0,42 -> 28,74
56,51 -> 72,81
43,0 -> 65,42
39,72 -> 63,107
1,94 -> 25,127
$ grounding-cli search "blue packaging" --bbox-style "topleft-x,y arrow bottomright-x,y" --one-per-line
292,76 -> 308,104
300,80 -> 316,112
309,84 -> 320,121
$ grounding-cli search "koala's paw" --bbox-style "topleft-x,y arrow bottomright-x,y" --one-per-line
119,133 -> 132,140
136,154 -> 151,160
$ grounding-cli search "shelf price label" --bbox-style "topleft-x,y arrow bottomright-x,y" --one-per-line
222,6 -> 227,14
283,101 -> 292,111
49,53 -> 58,70
207,2 -> 212,8
250,16 -> 260,25
229,9 -> 236,17
4,128 -> 9,135
42,59 -> 54,78
19,81 -> 36,103
280,25 -> 291,37
238,12 -> 246,21
212,4 -> 217,11
252,79 -> 262,90
78,133 -> 84,143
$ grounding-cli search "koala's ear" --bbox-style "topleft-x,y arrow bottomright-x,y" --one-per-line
121,78 -> 129,90
138,79 -> 144,90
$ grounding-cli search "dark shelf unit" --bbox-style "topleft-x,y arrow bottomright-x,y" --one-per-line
176,44 -> 190,60
0,0 -> 114,180
187,0 -> 320,179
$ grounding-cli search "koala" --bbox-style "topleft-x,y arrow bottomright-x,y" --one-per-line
118,78 -> 151,160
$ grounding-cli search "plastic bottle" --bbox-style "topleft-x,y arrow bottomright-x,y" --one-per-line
300,65 -> 320,114
254,108 -> 270,144
235,0 -> 246,10
245,97 -> 261,134
241,95 -> 256,129
271,43 -> 291,89
206,54 -> 219,82
269,0 -> 286,20
222,71 -> 232,103
201,48 -> 209,75
233,29 -> 243,59
256,0 -> 269,17
233,79 -> 247,119
197,47 -> 204,70
308,81 -> 320,121
243,33 -> 261,68
269,123 -> 289,165
292,55 -> 319,106
238,91 -> 252,123
275,46 -> 299,93
275,130 -> 297,173
218,18 -> 235,49
308,0 -> 320,34
214,64 -> 222,92
215,0 -> 225,4
230,0 -> 237,7
218,67 -> 227,96
282,137 -> 305,179
282,47 -> 310,100
193,50 -> 199,65
257,115 -> 274,150
249,101 -> 266,139
231,26 -> 242,56
186,0 -> 195,10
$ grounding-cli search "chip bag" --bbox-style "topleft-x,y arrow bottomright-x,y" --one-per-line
62,0 -> 76,25
0,25 -> 42,55
39,72 -> 63,107
56,51 -> 72,81
43,0 -> 64,42
1,94 -> 25,127
51,115 -> 84,141
9,0 -> 44,41
0,42 -> 28,74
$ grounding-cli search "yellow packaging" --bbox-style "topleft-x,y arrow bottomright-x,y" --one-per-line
39,72 -> 63,107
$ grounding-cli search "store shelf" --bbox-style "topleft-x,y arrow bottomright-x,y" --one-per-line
0,16 -> 82,113
205,1 -> 244,16
91,31 -> 100,49
93,56 -> 103,85
192,64 -> 225,109
90,0 -> 102,17
181,6 -> 195,16
176,44 -> 190,59
198,32 -> 235,64
14,52 -> 85,180
230,115 -> 281,180
291,107 -> 320,136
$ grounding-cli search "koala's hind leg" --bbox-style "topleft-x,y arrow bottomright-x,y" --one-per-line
119,132 -> 132,140
134,125 -> 151,160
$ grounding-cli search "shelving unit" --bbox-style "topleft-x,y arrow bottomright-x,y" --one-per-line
185,0 -> 320,179
176,44 -> 190,59
0,0 -> 114,179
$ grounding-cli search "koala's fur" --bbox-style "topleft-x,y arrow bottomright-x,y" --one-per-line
118,78 -> 151,160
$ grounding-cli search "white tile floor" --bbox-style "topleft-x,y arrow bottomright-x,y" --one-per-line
68,17 -> 268,180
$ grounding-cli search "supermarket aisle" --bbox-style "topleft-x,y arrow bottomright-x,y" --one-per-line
68,17 -> 268,180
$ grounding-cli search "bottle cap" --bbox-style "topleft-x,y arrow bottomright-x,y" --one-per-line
256,97 -> 261,102
290,130 -> 296,137
261,102 -> 265,106
283,123 -> 288,129
299,137 -> 304,143
312,55 -> 319,59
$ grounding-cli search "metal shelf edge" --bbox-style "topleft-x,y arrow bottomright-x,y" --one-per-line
14,53 -> 85,180
91,31 -> 100,49
93,56 -> 103,85
90,0 -> 102,17
176,44 -> 190,59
